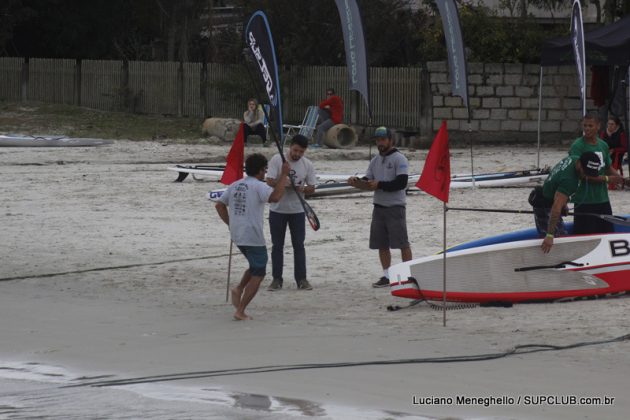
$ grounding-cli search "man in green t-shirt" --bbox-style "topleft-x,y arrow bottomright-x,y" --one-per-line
568,112 -> 623,234
531,152 -> 601,253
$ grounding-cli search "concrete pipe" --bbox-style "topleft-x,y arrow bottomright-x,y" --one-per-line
323,124 -> 357,149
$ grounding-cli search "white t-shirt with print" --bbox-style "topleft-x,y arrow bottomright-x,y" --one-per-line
218,176 -> 273,246
267,153 -> 317,214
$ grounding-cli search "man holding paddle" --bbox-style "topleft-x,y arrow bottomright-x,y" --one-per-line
266,134 -> 317,291
215,153 -> 290,320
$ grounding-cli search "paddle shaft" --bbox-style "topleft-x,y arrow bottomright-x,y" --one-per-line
242,52 -> 320,231
225,240 -> 233,303
446,207 -> 630,227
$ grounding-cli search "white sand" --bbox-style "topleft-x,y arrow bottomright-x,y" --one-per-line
1,140 -> 629,419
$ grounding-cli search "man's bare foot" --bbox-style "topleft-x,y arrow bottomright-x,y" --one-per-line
233,312 -> 252,321
231,287 -> 241,309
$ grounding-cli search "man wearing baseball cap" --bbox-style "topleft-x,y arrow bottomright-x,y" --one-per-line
530,151 -> 607,253
348,126 -> 413,287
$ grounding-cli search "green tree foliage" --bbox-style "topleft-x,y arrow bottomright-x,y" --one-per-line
235,0 -> 434,66
417,1 -> 571,63
3,0 -> 209,61
5,0 -> 163,59
602,0 -> 630,21
1,0 -> 628,64
0,0 -> 30,55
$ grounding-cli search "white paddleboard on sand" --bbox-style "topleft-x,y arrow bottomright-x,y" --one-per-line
389,231 -> 630,303
307,169 -> 548,198
169,164 -> 355,183
0,134 -> 113,147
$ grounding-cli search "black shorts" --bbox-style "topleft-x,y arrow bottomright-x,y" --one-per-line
573,202 -> 614,234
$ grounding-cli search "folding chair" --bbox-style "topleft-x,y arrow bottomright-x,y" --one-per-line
283,105 -> 320,142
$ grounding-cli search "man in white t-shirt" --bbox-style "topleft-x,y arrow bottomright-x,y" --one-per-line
265,135 -> 317,291
216,153 -> 290,320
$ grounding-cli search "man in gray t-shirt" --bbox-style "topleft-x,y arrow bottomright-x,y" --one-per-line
216,153 -> 289,320
348,126 -> 413,288
265,135 -> 317,291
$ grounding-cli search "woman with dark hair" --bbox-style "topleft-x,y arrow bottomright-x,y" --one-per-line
600,115 -> 628,190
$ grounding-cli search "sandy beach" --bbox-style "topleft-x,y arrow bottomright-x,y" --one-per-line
1,140 -> 630,419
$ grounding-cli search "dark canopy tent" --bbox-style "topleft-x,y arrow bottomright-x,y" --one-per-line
541,14 -> 630,66
535,15 -> 630,168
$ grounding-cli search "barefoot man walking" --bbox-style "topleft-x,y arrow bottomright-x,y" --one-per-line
215,153 -> 290,320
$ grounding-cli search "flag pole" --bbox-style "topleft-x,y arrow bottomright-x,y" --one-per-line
225,240 -> 233,303
467,114 -> 474,189
416,120 -> 450,325
443,202 -> 447,326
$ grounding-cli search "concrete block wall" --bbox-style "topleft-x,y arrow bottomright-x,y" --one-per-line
426,61 -> 593,142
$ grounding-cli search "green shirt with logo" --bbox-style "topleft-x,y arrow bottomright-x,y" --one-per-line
542,155 -> 581,202
568,137 -> 611,204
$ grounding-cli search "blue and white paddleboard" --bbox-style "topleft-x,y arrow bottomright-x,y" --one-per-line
389,222 -> 630,303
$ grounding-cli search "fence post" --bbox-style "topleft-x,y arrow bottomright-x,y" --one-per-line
74,58 -> 82,106
177,60 -> 184,117
120,59 -> 129,112
419,66 -> 432,138
21,57 -> 29,102
201,60 -> 208,117
350,90 -> 358,125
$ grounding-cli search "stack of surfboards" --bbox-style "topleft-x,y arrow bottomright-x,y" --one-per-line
184,166 -> 549,200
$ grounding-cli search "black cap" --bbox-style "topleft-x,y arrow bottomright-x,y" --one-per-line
579,152 -> 601,177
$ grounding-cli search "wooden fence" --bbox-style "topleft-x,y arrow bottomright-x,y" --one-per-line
0,57 -> 428,130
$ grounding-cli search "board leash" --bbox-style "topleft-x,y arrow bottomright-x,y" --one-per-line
387,280 -> 477,311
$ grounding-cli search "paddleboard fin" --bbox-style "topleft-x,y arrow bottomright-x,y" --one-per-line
174,172 -> 189,182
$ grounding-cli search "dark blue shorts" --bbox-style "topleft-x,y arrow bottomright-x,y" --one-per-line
237,245 -> 268,277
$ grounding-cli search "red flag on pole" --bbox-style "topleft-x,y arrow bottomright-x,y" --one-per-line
220,123 -> 245,185
416,120 -> 451,202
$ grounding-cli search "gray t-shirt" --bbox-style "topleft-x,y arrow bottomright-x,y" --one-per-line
218,176 -> 273,246
366,149 -> 409,207
267,153 -> 317,214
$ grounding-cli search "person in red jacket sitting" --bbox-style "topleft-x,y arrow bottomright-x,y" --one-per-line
314,88 -> 343,148
600,115 -> 628,190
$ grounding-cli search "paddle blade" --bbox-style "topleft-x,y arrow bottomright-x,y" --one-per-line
602,214 -> 630,227
304,200 -> 320,231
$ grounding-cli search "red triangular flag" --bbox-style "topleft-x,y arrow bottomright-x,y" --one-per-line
416,120 -> 451,202
220,123 -> 245,185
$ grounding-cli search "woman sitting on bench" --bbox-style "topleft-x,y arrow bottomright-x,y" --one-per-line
243,98 -> 267,146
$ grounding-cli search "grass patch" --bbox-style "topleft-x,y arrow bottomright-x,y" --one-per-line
0,101 -> 205,143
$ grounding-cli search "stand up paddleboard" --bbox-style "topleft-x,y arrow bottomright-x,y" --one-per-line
389,223 -> 630,303
449,168 -> 549,188
0,134 -> 113,147
168,164 -> 354,183
167,165 -> 231,182
307,168 -> 548,198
